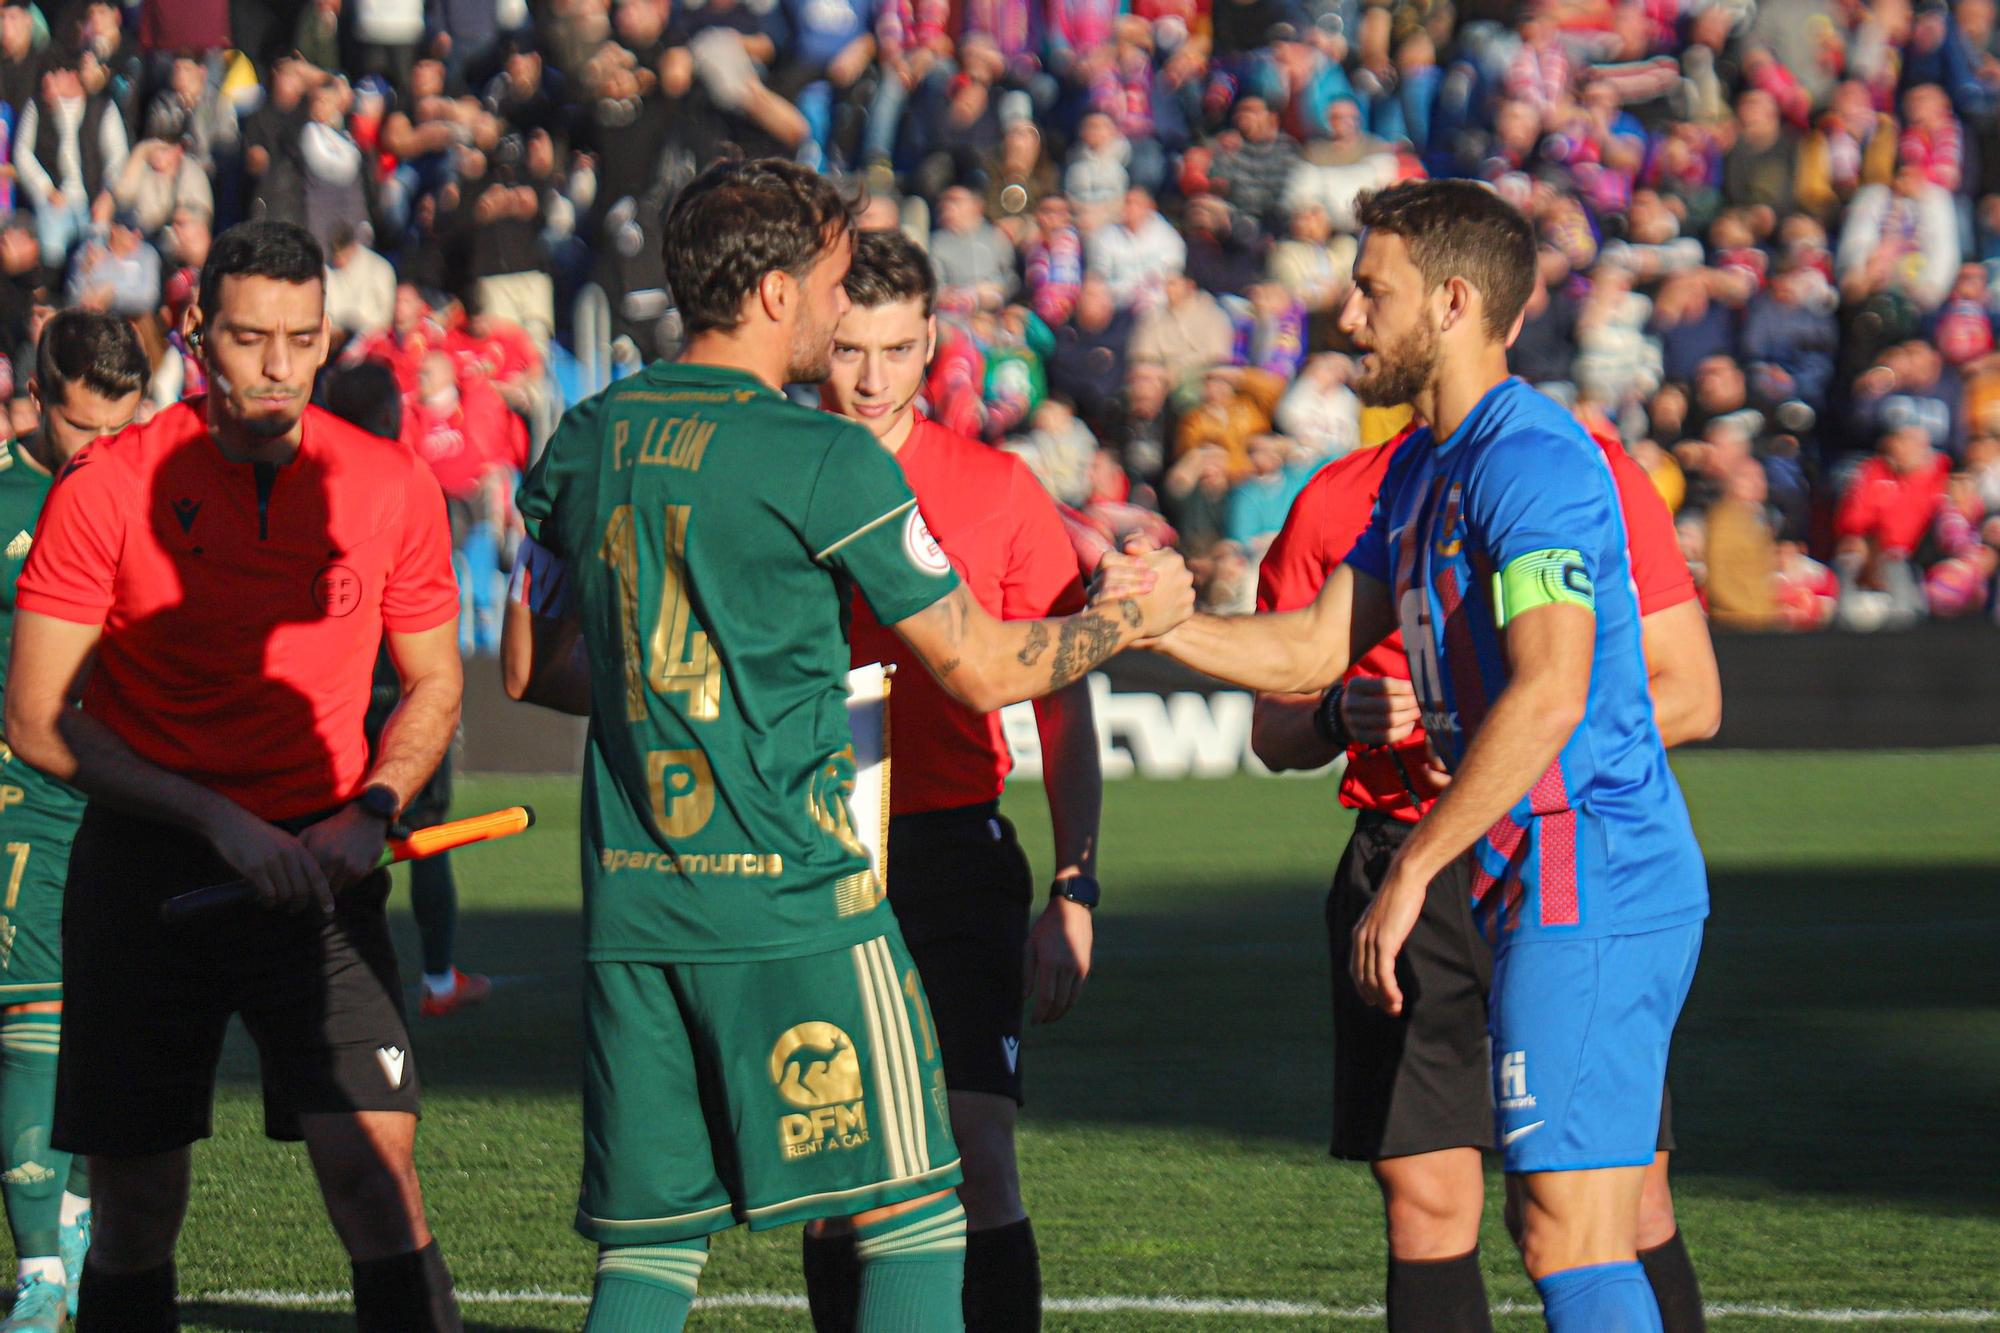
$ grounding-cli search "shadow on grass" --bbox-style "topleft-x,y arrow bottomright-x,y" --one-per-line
212,867 -> 2000,1214
183,1305 -> 552,1333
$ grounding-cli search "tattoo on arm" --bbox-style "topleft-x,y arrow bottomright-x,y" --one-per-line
1118,597 -> 1141,628
938,657 -> 961,678
1016,620 -> 1050,666
1049,609 -> 1124,690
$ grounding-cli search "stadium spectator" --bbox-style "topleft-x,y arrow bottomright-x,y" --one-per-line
1275,352 -> 1362,459
1835,425 -> 1952,629
110,134 -> 212,238
65,210 -> 159,319
931,183 -> 1017,315
0,0 -> 35,118
16,52 -> 127,269
1282,96 -> 1398,233
1174,364 -> 1284,477
1208,95 -> 1301,234
1046,273 -> 1131,427
1130,270 -> 1234,398
1085,186 -> 1183,313
1224,432 -> 1313,549
239,57 -> 313,227
1266,200 -> 1352,343
326,225 -> 398,340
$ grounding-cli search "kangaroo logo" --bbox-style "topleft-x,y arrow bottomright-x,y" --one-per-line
770,1022 -> 864,1109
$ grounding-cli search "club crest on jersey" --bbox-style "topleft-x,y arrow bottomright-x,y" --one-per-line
770,1022 -> 870,1158
1434,483 -> 1465,557
903,507 -> 951,576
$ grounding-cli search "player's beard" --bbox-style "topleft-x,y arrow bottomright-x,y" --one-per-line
1352,319 -> 1439,409
786,305 -> 839,385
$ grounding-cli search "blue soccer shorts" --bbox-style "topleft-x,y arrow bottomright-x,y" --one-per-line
1487,921 -> 1703,1173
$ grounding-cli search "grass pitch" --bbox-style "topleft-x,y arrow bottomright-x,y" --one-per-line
133,750 -> 2000,1330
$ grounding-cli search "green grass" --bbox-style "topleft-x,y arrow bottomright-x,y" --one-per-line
142,751 -> 2000,1330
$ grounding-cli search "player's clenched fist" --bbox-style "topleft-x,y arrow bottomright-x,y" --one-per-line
1342,675 -> 1422,748
207,806 -> 335,916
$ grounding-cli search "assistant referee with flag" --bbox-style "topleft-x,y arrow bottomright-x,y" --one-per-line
4,220 -> 465,1330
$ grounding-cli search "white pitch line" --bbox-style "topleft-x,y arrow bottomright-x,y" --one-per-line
190,1289 -> 2000,1323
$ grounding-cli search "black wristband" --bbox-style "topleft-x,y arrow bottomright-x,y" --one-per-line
1312,683 -> 1350,751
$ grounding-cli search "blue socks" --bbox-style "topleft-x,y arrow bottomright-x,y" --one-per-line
1536,1261 -> 1664,1332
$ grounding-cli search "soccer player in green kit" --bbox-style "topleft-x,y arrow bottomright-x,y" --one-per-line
0,311 -> 147,1330
502,158 -> 1192,1333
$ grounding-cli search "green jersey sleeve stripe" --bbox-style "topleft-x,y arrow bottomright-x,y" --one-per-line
813,498 -> 917,563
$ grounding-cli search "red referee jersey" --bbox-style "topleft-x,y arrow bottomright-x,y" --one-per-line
16,400 -> 459,822
847,415 -> 1086,814
1256,425 -> 1697,822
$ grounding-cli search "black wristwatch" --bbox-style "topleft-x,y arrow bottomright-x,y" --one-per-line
1312,682 -> 1352,751
354,783 -> 400,824
1050,875 -> 1101,911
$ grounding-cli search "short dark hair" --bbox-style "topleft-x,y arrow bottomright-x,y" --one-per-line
661,158 -> 852,336
35,310 -> 147,404
321,360 -> 403,440
843,230 -> 936,317
198,220 -> 325,329
1354,180 -> 1537,338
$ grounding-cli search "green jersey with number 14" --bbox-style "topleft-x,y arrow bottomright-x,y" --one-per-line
519,363 -> 961,962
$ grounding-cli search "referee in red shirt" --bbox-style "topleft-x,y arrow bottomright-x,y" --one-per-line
1250,421 -> 1720,1332
802,230 -> 1102,1333
4,221 -> 465,1330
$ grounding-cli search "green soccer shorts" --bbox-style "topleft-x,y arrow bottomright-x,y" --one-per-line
0,765 -> 78,1005
577,929 -> 962,1246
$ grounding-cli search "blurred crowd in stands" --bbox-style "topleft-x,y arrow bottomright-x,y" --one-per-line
4,0 -> 2000,641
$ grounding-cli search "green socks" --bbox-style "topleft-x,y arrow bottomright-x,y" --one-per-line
585,1237 -> 709,1332
0,1014 -> 68,1264
856,1195 -> 968,1333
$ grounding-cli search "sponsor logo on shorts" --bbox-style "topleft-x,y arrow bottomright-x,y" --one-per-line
769,1022 -> 870,1159
903,508 -> 951,577
376,1045 -> 407,1089
1001,1036 -> 1019,1074
1501,1119 -> 1546,1146
1497,1049 -> 1536,1111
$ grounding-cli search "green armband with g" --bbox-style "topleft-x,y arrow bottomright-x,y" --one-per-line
1492,549 -> 1595,627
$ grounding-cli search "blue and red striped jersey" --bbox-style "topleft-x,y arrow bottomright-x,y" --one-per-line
1347,378 -> 1708,942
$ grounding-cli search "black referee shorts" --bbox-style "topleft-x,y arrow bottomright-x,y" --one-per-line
884,801 -> 1034,1105
55,804 -> 421,1157
1327,812 -> 1678,1161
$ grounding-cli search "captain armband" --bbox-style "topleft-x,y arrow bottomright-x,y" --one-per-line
507,534 -> 573,618
1492,549 -> 1594,628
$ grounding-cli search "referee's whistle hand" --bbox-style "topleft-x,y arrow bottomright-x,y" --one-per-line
208,809 -> 336,916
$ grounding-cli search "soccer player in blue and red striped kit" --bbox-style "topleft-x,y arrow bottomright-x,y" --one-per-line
1108,178 -> 1708,1332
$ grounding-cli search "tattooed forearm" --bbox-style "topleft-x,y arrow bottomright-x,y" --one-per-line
1016,621 -> 1051,666
1049,610 -> 1124,689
